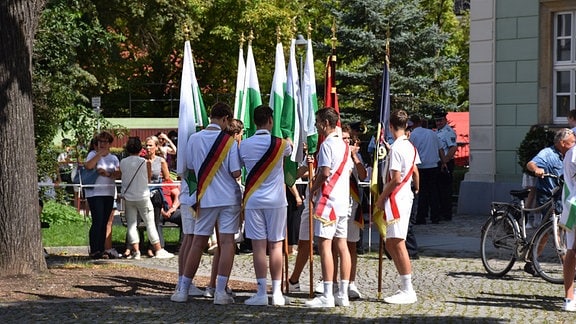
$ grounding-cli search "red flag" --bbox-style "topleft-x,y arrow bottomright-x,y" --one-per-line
318,50 -> 342,149
324,51 -> 340,124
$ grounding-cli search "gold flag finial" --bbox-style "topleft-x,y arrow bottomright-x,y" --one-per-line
183,24 -> 190,41
307,22 -> 313,40
331,19 -> 337,50
239,32 -> 246,48
248,29 -> 255,45
276,26 -> 282,44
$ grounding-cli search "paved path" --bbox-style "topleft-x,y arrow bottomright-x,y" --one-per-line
2,214 -> 575,323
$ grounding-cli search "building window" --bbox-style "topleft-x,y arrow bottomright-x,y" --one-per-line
554,12 -> 576,122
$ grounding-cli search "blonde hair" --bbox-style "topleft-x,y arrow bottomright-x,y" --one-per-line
145,136 -> 162,156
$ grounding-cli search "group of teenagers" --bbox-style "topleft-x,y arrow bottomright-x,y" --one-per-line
170,101 -> 420,307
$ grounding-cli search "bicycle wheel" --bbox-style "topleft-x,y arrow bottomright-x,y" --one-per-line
531,220 -> 567,284
480,214 -> 517,276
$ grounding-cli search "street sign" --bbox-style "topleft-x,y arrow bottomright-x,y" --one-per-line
91,96 -> 101,108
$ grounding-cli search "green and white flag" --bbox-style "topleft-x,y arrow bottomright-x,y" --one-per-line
300,37 -> 318,156
233,45 -> 245,121
561,181 -> 576,230
177,41 -> 206,193
269,41 -> 286,138
281,38 -> 302,186
240,42 -> 262,138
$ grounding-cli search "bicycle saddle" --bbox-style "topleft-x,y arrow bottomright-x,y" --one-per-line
509,189 -> 530,200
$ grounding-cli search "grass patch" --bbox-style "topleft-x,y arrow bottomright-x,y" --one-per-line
42,201 -> 181,248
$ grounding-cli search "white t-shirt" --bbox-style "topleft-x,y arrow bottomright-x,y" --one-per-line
315,132 -> 353,217
239,130 -> 292,209
120,155 -> 150,201
84,151 -> 119,198
186,126 -> 242,208
383,135 -> 421,208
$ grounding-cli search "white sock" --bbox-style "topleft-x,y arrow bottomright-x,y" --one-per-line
181,276 -> 192,290
271,279 -> 281,296
177,275 -> 183,288
257,278 -> 267,296
216,275 -> 228,293
323,281 -> 334,298
400,274 -> 413,292
340,280 -> 349,297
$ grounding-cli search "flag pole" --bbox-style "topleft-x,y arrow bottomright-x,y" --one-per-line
275,25 -> 291,294
377,26 -> 391,301
307,150 -> 315,298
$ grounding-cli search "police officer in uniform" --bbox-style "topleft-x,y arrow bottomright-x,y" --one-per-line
434,110 -> 457,221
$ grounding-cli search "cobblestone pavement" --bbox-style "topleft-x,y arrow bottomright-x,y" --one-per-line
2,214 -> 576,323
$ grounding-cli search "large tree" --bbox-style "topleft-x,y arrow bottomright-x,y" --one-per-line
0,0 -> 47,275
330,0 -> 463,122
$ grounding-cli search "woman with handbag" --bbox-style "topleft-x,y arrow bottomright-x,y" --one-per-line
83,132 -> 120,259
120,137 -> 174,260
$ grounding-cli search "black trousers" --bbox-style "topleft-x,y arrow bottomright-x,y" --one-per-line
438,159 -> 455,220
416,167 -> 441,223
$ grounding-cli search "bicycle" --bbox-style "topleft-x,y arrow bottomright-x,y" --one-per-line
480,174 -> 568,284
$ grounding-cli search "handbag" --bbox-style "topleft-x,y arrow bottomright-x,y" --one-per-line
72,166 -> 99,185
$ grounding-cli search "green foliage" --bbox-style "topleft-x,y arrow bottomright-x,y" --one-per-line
41,201 -> 86,225
33,0 -> 127,178
517,126 -> 555,173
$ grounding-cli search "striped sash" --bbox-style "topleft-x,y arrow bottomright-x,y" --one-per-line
243,136 -> 287,207
194,131 -> 235,211
314,144 -> 350,225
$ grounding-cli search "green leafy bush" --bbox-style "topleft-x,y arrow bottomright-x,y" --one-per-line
517,126 -> 555,173
41,201 -> 85,225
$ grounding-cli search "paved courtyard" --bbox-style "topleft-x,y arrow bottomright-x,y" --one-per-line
1,214 -> 575,323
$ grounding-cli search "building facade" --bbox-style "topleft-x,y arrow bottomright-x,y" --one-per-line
460,0 -> 574,214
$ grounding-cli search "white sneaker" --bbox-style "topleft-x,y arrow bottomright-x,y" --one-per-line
335,294 -> 350,307
127,251 -> 141,260
204,286 -> 215,298
188,284 -> 204,296
214,290 -> 234,305
171,285 -> 188,303
154,249 -> 174,259
244,294 -> 268,306
348,283 -> 362,299
272,294 -> 290,306
384,290 -> 417,304
288,280 -> 300,292
226,286 -> 236,297
204,286 -> 234,298
305,295 -> 335,308
564,298 -> 576,311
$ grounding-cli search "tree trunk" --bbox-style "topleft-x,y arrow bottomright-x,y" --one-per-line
0,0 -> 47,276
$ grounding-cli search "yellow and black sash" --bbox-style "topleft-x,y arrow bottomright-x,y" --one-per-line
243,136 -> 287,207
194,131 -> 235,211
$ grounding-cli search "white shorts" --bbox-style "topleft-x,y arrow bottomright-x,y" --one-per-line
194,205 -> 241,236
386,212 -> 411,240
347,201 -> 361,242
180,204 -> 196,235
244,207 -> 287,242
314,213 -> 348,240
